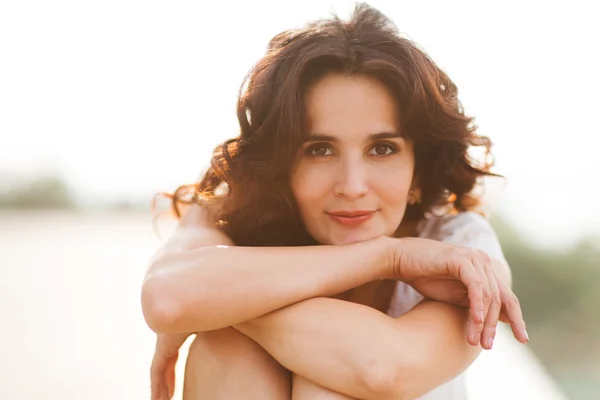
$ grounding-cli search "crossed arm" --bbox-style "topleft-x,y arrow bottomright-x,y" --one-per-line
236,298 -> 478,399
143,204 -> 512,399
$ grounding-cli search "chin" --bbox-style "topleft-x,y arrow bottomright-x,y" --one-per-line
321,230 -> 385,246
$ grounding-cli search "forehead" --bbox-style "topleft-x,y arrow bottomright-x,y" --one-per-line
304,74 -> 401,138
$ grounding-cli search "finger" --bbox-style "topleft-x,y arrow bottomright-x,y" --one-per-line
468,254 -> 491,346
166,355 -> 178,398
166,376 -> 174,400
498,278 -> 529,343
151,377 -> 165,400
480,260 -> 501,350
150,364 -> 160,400
151,359 -> 166,400
151,379 -> 164,400
498,309 -> 510,323
453,256 -> 484,345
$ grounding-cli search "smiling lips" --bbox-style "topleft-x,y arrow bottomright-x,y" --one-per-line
326,210 -> 376,226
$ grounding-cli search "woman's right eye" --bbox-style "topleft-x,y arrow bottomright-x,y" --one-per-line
305,143 -> 334,157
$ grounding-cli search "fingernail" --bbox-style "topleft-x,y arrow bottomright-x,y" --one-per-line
488,336 -> 494,349
524,329 -> 530,342
478,311 -> 484,322
471,332 -> 478,345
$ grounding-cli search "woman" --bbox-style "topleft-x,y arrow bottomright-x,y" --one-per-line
142,3 -> 528,399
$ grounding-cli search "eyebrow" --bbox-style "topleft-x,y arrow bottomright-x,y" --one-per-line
306,132 -> 403,142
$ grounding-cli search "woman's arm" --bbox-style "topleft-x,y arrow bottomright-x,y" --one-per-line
142,204 -> 391,333
143,205 -> 526,346
236,298 -> 478,400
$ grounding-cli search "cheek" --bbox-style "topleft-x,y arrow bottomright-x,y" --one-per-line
391,183 -> 410,204
290,165 -> 329,214
377,172 -> 412,213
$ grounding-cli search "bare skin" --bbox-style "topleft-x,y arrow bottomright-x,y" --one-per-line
179,210 -> 399,399
183,281 -> 395,400
145,74 -> 527,398
184,329 -> 354,400
147,203 -> 523,399
183,327 -> 292,400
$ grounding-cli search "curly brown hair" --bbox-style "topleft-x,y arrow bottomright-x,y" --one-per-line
155,3 -> 497,246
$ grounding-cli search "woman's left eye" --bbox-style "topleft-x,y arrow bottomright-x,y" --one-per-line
368,143 -> 398,156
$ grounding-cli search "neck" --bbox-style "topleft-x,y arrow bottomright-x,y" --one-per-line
393,219 -> 420,238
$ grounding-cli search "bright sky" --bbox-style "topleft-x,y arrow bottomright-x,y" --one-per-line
1,0 -> 598,246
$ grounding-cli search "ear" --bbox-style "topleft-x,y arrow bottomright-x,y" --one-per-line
407,187 -> 422,205
408,174 -> 422,205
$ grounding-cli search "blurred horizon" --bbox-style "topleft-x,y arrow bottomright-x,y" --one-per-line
2,168 -> 599,252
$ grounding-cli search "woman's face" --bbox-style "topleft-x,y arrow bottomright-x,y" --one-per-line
290,73 -> 415,245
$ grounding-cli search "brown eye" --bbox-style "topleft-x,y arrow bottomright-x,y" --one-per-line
375,144 -> 389,155
369,143 -> 398,156
305,143 -> 333,157
313,146 -> 328,156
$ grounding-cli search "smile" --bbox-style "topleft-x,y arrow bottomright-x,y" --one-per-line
325,210 -> 376,227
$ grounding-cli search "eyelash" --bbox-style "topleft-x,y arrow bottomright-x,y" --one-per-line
304,141 -> 400,158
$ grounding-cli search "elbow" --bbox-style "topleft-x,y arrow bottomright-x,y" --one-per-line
363,360 -> 420,400
141,267 -> 218,333
141,249 -> 225,333
141,275 -> 182,333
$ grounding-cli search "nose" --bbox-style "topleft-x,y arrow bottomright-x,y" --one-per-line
333,156 -> 368,199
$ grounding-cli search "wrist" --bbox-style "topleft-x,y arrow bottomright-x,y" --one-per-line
365,235 -> 398,280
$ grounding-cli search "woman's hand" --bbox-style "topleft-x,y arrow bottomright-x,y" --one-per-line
150,332 -> 193,400
385,236 -> 528,350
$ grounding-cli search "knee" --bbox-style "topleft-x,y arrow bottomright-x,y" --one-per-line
188,327 -> 267,365
184,329 -> 291,400
292,375 -> 355,400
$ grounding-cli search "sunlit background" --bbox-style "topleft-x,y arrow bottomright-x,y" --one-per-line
1,0 -> 598,399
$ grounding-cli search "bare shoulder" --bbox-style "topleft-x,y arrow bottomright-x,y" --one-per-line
163,203 -> 233,253
178,202 -> 216,228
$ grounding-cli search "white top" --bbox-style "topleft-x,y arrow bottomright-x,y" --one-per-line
386,211 -> 507,400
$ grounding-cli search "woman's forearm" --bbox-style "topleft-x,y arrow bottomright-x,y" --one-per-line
142,237 -> 392,333
235,298 -> 477,400
236,298 -> 401,399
